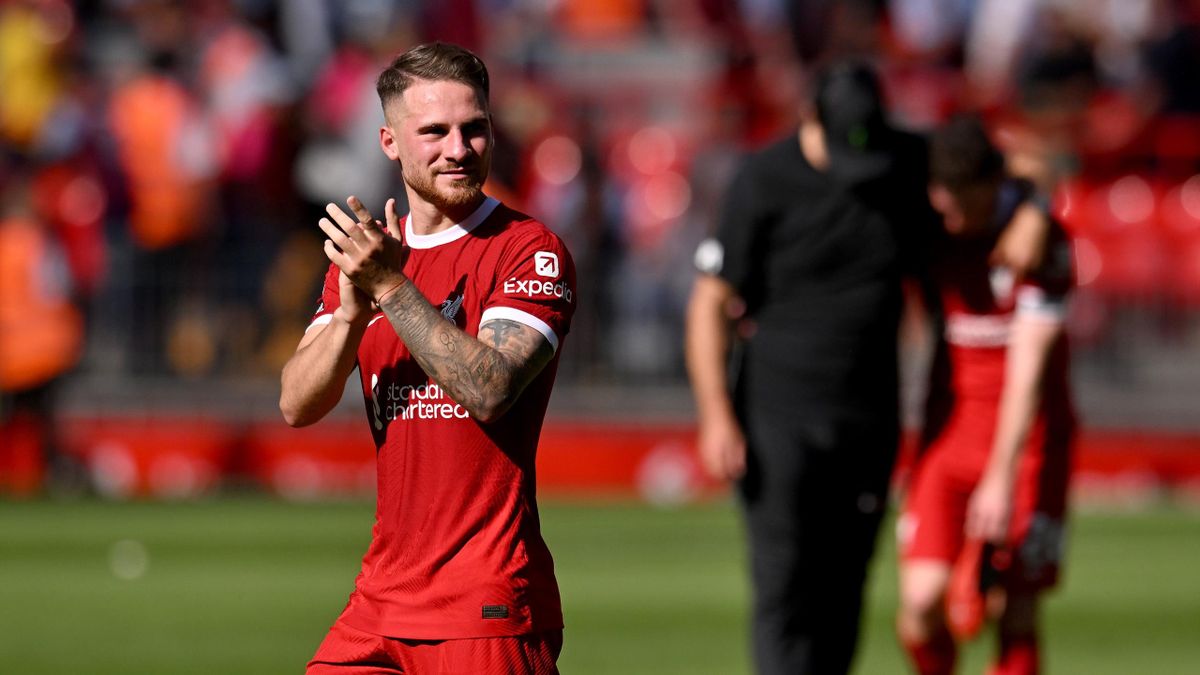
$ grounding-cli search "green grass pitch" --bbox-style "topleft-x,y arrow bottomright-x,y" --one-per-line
1,497 -> 1197,673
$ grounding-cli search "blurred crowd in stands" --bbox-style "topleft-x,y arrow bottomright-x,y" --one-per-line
1,0 -> 1199,400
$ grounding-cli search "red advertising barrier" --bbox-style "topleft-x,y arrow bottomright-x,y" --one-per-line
5,415 -> 1200,501
536,421 -> 719,501
58,416 -> 237,499
0,412 -> 46,496
241,422 -> 376,500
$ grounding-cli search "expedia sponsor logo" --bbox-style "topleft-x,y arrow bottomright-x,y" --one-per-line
503,277 -> 574,303
944,313 -> 1011,347
369,376 -> 469,427
534,251 -> 559,278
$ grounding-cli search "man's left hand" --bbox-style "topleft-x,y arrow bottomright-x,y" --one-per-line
318,196 -> 407,301
965,470 -> 1015,544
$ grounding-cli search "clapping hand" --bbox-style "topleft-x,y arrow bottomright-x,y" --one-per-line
318,196 -> 407,303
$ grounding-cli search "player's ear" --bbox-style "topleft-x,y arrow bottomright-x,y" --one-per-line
380,125 -> 400,161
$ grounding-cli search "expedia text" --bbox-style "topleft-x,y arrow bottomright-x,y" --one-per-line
503,278 -> 574,303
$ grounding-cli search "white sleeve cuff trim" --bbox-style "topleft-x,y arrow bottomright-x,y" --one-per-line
694,238 -> 724,275
1015,305 -> 1067,323
480,306 -> 560,353
306,314 -> 334,332
1016,287 -> 1067,322
1015,299 -> 1067,323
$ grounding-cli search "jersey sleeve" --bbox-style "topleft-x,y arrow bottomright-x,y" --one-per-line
307,262 -> 342,332
695,153 -> 765,296
1015,223 -> 1073,322
481,227 -> 576,353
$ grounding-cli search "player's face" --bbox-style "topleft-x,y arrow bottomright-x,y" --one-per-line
380,78 -> 493,214
929,182 -> 994,236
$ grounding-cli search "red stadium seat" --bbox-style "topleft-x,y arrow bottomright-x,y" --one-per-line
1156,175 -> 1200,306
1078,92 -> 1153,174
1152,115 -> 1200,176
1072,175 -> 1169,301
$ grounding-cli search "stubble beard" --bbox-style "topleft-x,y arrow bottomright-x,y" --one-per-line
404,164 -> 489,213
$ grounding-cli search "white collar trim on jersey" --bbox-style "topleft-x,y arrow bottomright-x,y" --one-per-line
404,196 -> 500,249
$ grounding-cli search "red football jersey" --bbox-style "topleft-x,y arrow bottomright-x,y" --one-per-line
308,197 -> 575,639
922,217 -> 1076,457
902,216 -> 1076,591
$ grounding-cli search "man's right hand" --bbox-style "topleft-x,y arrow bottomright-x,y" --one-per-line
697,413 -> 747,481
280,272 -> 373,428
685,273 -> 746,482
333,270 -> 375,326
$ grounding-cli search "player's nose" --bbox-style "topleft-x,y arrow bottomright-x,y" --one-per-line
443,128 -> 471,162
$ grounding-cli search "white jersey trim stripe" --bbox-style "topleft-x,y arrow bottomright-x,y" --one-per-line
306,313 -> 333,332
1016,286 -> 1068,322
307,312 -> 387,332
480,306 -> 560,353
404,197 -> 500,249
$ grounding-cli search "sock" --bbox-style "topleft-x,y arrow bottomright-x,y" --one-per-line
902,627 -> 957,675
987,632 -> 1039,675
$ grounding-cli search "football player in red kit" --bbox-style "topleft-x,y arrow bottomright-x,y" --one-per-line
896,115 -> 1074,675
280,42 -> 574,674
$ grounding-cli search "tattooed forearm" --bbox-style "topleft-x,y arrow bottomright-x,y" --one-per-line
485,319 -> 523,349
375,278 -> 553,422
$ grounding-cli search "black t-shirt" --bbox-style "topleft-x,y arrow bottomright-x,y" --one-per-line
698,132 -> 936,421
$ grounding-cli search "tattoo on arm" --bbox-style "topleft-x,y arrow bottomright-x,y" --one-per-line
484,319 -> 523,349
375,280 -> 554,420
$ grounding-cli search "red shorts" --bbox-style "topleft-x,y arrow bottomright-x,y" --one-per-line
307,620 -> 563,675
899,401 -> 1072,591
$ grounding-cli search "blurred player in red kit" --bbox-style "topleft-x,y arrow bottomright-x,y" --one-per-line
280,42 -> 575,674
896,115 -> 1075,675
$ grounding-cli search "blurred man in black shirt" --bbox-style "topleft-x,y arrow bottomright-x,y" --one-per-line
686,61 -> 934,675
685,62 -> 1048,674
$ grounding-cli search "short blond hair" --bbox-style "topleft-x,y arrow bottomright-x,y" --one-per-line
376,42 -> 489,113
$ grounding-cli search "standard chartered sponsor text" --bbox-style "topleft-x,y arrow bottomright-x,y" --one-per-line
371,378 -> 470,426
397,399 -> 470,420
944,313 -> 1011,348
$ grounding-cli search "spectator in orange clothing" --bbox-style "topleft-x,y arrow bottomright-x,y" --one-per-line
557,0 -> 646,41
108,53 -> 217,373
0,165 -> 84,495
108,58 -> 214,251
